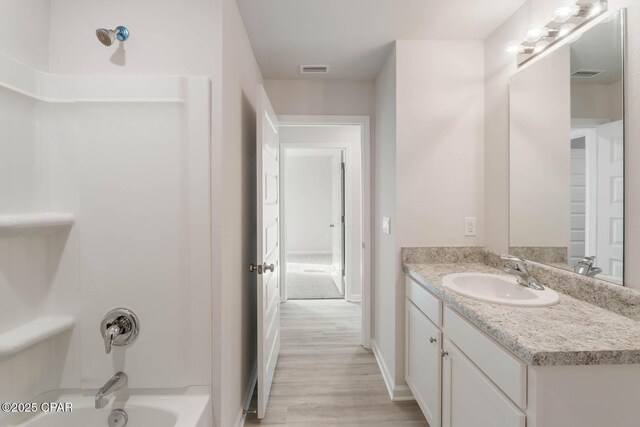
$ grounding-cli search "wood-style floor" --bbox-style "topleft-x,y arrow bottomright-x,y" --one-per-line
245,299 -> 428,426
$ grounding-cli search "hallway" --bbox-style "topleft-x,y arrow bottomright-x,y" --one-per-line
245,300 -> 427,426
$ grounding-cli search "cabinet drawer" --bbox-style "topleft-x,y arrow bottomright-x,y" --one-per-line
444,307 -> 526,409
406,275 -> 442,327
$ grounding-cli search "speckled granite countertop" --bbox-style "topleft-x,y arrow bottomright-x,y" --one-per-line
404,262 -> 640,366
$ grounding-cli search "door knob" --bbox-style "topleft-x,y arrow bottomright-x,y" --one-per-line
249,263 -> 263,274
429,337 -> 437,344
263,263 -> 275,272
329,224 -> 335,228
441,349 -> 449,358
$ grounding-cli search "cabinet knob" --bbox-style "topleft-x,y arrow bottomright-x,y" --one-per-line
441,349 -> 449,358
429,337 -> 437,344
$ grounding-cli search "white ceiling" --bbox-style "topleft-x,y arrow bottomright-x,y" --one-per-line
237,0 -> 527,80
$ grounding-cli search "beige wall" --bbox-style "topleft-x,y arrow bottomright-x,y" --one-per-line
396,40 -> 485,248
484,0 -> 640,289
372,40 -> 485,392
219,0 -> 264,424
0,0 -> 51,71
48,0 -> 216,76
510,46 -> 571,247
373,45 -> 398,389
571,81 -> 624,121
264,79 -> 375,116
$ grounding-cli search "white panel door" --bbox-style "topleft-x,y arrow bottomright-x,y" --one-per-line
330,150 -> 345,294
596,120 -> 624,279
442,340 -> 525,427
255,84 -> 281,419
406,301 -> 441,427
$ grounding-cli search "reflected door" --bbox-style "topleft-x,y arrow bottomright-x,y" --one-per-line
596,120 -> 624,279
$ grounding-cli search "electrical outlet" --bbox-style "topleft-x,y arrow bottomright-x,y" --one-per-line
464,217 -> 476,236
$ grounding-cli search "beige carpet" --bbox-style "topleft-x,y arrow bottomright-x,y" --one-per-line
287,254 -> 342,299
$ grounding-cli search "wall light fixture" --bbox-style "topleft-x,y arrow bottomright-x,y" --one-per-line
506,0 -> 608,66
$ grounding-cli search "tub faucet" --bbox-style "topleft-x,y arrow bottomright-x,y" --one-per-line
95,372 -> 127,409
501,255 -> 545,291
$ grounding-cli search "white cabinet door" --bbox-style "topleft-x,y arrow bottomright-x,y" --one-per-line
442,339 -> 525,427
406,300 -> 441,427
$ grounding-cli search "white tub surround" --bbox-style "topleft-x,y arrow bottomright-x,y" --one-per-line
0,316 -> 75,360
403,246 -> 640,427
0,387 -> 210,427
0,213 -> 74,237
0,50 -> 212,422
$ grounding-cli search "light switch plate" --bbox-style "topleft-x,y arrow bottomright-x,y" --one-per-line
382,217 -> 391,234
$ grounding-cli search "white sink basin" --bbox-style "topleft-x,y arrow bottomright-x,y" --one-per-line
442,273 -> 559,307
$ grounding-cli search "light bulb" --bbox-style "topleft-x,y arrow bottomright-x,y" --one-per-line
553,4 -> 579,22
558,22 -> 577,37
525,27 -> 545,43
505,41 -> 523,54
589,2 -> 603,17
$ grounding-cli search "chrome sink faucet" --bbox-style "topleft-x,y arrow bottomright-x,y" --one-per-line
95,372 -> 127,409
574,256 -> 602,277
501,255 -> 545,291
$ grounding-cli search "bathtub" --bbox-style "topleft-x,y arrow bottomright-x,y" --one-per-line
0,388 -> 210,427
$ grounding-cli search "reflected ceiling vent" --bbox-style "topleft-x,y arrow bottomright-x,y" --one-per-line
571,69 -> 605,78
299,65 -> 330,74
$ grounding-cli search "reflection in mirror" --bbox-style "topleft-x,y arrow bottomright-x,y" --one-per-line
509,10 -> 624,285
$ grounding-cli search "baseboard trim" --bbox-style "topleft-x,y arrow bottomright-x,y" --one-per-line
235,363 -> 258,427
371,339 -> 415,402
346,294 -> 362,303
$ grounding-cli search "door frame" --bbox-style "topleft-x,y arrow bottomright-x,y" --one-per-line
278,115 -> 371,349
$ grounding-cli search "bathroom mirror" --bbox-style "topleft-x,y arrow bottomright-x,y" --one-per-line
509,10 -> 625,285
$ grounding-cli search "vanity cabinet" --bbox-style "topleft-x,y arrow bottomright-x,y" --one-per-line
405,275 -> 525,427
404,269 -> 640,427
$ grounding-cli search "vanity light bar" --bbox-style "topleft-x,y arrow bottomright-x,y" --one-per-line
506,0 -> 608,65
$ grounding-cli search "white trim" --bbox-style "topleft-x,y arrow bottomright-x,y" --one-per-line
371,340 -> 415,401
278,115 -> 372,349
286,251 -> 333,256
236,364 -> 258,427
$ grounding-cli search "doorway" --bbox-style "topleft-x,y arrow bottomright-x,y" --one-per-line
283,148 -> 345,299
278,116 -> 371,348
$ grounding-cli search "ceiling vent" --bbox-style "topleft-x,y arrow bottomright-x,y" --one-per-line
299,65 -> 330,74
571,70 -> 605,78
